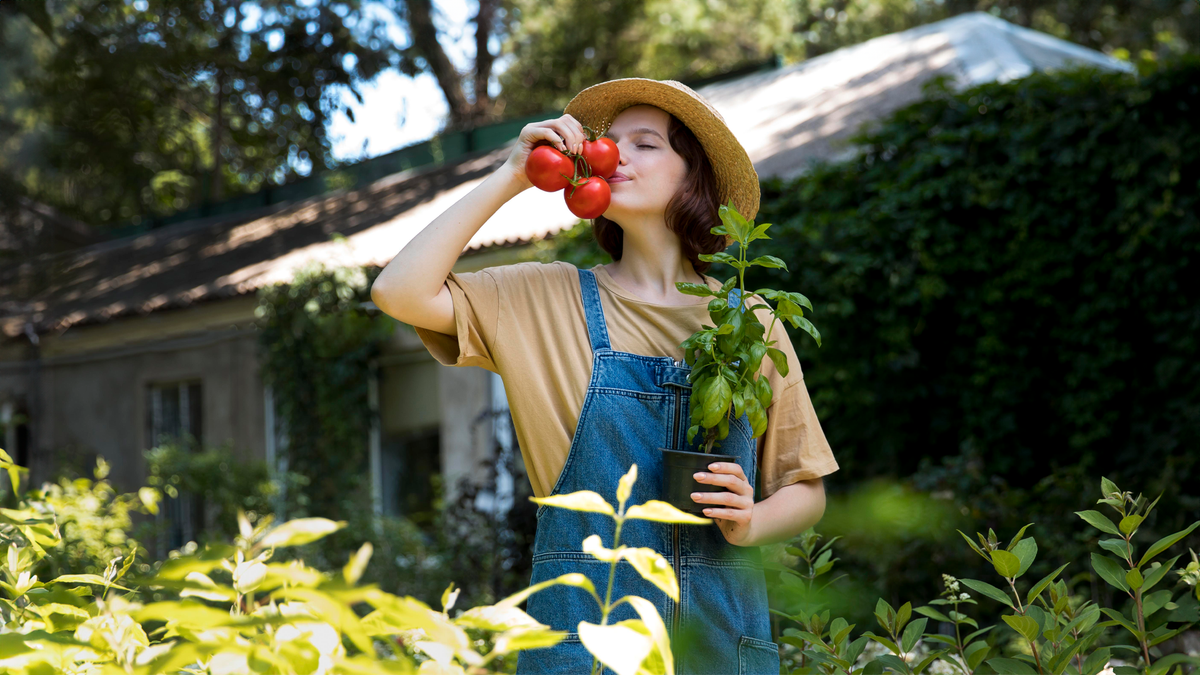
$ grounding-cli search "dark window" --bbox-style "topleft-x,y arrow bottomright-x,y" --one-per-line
146,380 -> 203,554
380,427 -> 441,526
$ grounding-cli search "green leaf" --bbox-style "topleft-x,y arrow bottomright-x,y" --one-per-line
1118,514 -> 1143,536
1100,477 -> 1120,498
915,606 -> 951,623
1140,555 -> 1180,593
625,500 -> 711,524
1082,648 -> 1111,675
766,347 -> 789,378
1003,614 -> 1040,643
958,530 -> 989,561
1076,510 -> 1121,536
959,578 -> 1015,608
1125,567 -> 1144,590
1091,553 -> 1131,593
1098,538 -> 1132,559
792,316 -> 822,348
991,550 -> 1022,578
748,255 -> 789,271
698,251 -> 742,269
965,640 -> 991,670
874,654 -> 910,672
1011,537 -> 1037,578
531,491 -> 615,515
1138,520 -> 1200,567
1025,563 -> 1069,606
498,572 -> 598,608
675,282 -> 715,297
900,617 -> 927,653
986,658 -> 1037,674
48,574 -> 132,592
1005,523 -> 1034,550
259,517 -> 346,548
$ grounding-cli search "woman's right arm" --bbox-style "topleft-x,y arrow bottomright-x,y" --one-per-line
370,115 -> 587,335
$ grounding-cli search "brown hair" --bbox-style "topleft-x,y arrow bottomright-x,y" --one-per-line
592,113 -> 726,274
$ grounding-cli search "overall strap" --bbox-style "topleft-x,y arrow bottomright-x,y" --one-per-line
577,268 -> 612,353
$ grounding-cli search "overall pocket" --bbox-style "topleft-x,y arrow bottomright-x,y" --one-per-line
737,635 -> 781,675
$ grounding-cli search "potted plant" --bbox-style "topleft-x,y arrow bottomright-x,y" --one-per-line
660,201 -> 822,514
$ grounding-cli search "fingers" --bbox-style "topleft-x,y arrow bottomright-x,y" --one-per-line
539,115 -> 585,155
696,462 -> 749,485
690,489 -> 751,507
699,507 -> 752,524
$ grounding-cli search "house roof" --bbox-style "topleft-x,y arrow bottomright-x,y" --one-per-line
0,12 -> 1131,342
699,11 -> 1133,179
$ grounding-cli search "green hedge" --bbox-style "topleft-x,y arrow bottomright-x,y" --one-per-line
753,57 -> 1199,486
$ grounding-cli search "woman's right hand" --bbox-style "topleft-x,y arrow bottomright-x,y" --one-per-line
501,114 -> 588,188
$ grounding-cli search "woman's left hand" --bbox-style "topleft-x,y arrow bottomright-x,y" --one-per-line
692,462 -> 756,546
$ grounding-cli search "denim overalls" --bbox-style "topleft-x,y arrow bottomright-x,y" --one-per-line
515,267 -> 780,674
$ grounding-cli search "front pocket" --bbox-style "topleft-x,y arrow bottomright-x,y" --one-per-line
737,635 -> 781,675
516,632 -> 606,674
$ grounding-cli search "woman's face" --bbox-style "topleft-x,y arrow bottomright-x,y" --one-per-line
601,105 -> 688,224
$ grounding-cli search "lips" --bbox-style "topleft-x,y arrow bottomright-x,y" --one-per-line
609,173 -> 630,183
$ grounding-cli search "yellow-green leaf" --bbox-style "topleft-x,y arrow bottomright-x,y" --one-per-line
623,548 -> 679,602
582,534 -> 621,562
497,573 -> 597,609
343,542 -> 373,585
493,627 -> 568,653
617,465 -> 638,508
578,621 -> 653,675
991,550 -> 1022,578
626,595 -> 674,675
530,491 -> 615,516
456,604 -> 544,632
259,518 -> 346,548
625,501 -> 711,525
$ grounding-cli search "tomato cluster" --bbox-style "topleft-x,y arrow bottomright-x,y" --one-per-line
525,130 -> 619,220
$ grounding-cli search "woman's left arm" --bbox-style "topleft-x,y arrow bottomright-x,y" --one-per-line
691,463 -> 826,547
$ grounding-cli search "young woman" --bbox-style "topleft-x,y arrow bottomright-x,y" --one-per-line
371,78 -> 838,674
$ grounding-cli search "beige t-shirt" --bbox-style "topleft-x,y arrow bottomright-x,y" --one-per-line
415,261 -> 838,500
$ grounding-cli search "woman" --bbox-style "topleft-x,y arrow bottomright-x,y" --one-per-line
371,78 -> 838,673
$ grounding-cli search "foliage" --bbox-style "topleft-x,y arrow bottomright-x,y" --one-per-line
672,202 -> 821,452
0,445 -> 707,674
144,440 -> 308,546
749,59 -> 1200,488
496,0 -> 793,116
1,0 -> 392,228
256,264 -> 394,523
22,454 -> 157,580
771,478 -> 1200,675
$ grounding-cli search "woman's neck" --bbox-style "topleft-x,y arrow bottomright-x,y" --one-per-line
602,246 -> 709,306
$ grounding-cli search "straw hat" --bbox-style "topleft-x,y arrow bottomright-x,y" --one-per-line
563,78 -> 760,230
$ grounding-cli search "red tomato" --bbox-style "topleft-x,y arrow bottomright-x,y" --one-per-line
526,145 -> 575,192
581,138 -> 619,178
564,177 -> 611,219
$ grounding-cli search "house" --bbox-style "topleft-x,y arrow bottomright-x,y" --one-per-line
0,13 -> 1130,542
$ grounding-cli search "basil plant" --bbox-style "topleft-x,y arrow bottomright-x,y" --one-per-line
675,201 -> 822,454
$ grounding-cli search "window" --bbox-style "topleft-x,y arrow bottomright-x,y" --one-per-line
380,428 -> 441,525
146,380 -> 203,554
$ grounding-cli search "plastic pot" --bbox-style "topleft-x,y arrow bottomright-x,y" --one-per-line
660,448 -> 736,515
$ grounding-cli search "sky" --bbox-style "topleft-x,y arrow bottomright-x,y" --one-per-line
325,0 -> 510,162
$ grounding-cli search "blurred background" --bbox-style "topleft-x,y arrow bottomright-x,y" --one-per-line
0,0 -> 1197,646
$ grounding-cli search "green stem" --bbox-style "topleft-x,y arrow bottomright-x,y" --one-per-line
592,515 -> 626,675
1007,577 -> 1045,675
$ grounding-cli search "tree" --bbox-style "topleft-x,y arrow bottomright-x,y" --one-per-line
495,0 -> 796,116
5,0 -> 392,229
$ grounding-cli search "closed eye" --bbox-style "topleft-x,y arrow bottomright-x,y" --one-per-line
637,144 -> 655,149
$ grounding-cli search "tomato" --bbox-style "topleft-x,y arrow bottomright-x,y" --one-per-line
581,138 -> 619,178
526,145 -> 575,192
564,177 -> 611,219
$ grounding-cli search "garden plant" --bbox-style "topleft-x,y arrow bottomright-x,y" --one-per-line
2,442 -> 1199,674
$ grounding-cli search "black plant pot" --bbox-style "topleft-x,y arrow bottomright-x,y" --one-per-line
660,448 -> 736,515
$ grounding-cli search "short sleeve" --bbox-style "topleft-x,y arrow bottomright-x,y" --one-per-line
414,269 -> 501,373
758,376 -> 838,499
752,312 -> 838,498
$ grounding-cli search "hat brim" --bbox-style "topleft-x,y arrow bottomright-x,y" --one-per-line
563,78 -> 760,241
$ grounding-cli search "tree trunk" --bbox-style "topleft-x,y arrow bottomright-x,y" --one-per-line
472,0 -> 499,119
407,0 -> 473,129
